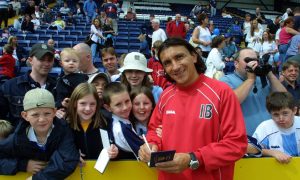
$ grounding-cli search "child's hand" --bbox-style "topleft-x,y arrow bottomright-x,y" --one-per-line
61,98 -> 70,108
26,160 -> 47,174
107,144 -> 119,159
56,108 -> 66,119
273,151 -> 292,164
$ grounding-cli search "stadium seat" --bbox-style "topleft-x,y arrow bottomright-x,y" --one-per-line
46,30 -> 58,35
18,40 -> 30,47
25,34 -> 39,40
58,30 -> 70,35
70,30 -> 82,36
58,41 -> 73,48
39,34 -> 52,41
49,67 -> 62,77
52,35 -> 65,41
16,34 -> 26,40
29,40 -> 44,46
65,35 -> 77,41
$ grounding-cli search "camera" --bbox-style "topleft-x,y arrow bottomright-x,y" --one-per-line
244,54 -> 272,76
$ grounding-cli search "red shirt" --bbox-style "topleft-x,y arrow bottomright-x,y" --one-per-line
0,54 -> 16,79
166,20 -> 186,39
147,57 -> 170,89
146,74 -> 247,180
279,27 -> 294,44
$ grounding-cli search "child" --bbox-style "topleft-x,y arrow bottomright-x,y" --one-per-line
103,82 -> 144,159
53,48 -> 89,109
138,34 -> 150,59
148,40 -> 170,90
0,44 -> 16,82
130,86 -> 155,136
88,72 -> 111,106
0,88 -> 79,178
67,83 -> 118,164
1,27 -> 10,40
0,120 -> 13,140
252,92 -> 300,164
120,52 -> 163,103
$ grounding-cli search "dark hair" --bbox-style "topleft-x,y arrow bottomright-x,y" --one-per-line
197,13 -> 208,25
266,92 -> 296,112
211,35 -> 225,48
284,17 -> 294,26
157,38 -> 206,83
262,31 -> 272,43
103,82 -> 128,105
282,60 -> 299,71
129,86 -> 155,127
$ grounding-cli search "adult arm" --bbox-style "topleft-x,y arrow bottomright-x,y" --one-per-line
267,72 -> 287,92
285,27 -> 300,36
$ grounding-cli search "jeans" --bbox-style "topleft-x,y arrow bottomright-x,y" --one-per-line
91,43 -> 99,63
278,44 -> 289,71
210,7 -> 216,17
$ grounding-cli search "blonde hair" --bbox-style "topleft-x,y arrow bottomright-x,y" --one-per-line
0,120 -> 13,139
67,83 -> 106,131
138,34 -> 146,41
60,48 -> 80,62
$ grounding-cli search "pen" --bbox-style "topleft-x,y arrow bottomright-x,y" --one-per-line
142,134 -> 152,167
142,134 -> 152,152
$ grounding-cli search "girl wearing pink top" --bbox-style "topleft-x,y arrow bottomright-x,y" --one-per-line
278,17 -> 299,69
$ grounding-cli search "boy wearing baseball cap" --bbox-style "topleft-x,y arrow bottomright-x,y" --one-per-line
0,88 -> 79,179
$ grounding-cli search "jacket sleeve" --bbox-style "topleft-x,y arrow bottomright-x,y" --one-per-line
0,131 -> 29,174
32,126 -> 79,180
0,84 -> 9,119
195,85 -> 247,171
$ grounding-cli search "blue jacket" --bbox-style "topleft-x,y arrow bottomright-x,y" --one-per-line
0,71 -> 56,126
0,118 -> 79,179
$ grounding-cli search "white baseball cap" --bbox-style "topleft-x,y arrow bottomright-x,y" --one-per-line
119,52 -> 153,73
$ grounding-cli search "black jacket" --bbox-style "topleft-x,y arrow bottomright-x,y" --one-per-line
0,118 -> 79,179
53,72 -> 89,108
73,120 -> 105,160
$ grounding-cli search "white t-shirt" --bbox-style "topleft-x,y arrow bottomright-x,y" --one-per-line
152,28 -> 167,47
246,29 -> 263,52
31,19 -> 40,30
90,24 -> 103,43
253,116 -> 300,156
205,48 -> 225,78
197,26 -> 211,52
260,41 -> 277,64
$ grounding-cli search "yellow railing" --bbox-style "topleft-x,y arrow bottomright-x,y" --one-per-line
0,157 -> 299,180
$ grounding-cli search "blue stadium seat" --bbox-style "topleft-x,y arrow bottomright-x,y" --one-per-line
75,26 -> 86,31
77,35 -> 86,41
35,29 -> 46,34
65,35 -> 77,41
115,42 -> 128,50
16,34 -> 26,40
25,34 -> 39,40
46,30 -> 58,35
70,30 -> 82,36
19,66 -> 31,75
58,41 -> 73,48
30,40 -> 44,46
58,30 -> 70,35
116,36 -> 128,43
52,35 -> 65,41
115,49 -> 129,55
18,40 -> 30,47
49,67 -> 62,77
65,26 -> 74,30
39,34 -> 52,41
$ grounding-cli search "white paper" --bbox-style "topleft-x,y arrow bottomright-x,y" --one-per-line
100,129 -> 110,149
94,149 -> 110,174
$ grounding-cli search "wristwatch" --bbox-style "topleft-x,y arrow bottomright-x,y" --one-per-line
188,152 -> 199,170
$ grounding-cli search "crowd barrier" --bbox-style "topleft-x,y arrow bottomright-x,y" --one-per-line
0,157 -> 299,180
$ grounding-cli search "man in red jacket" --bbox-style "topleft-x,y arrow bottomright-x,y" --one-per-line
139,38 -> 247,180
166,14 -> 186,39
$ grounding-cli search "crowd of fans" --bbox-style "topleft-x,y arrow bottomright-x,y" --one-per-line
0,0 -> 300,179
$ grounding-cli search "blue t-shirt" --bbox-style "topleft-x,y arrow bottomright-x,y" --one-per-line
286,34 -> 300,57
220,72 -> 271,135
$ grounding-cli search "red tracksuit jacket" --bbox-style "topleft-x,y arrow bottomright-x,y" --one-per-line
147,74 -> 247,180
148,57 -> 170,89
166,20 -> 186,39
0,54 -> 16,79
